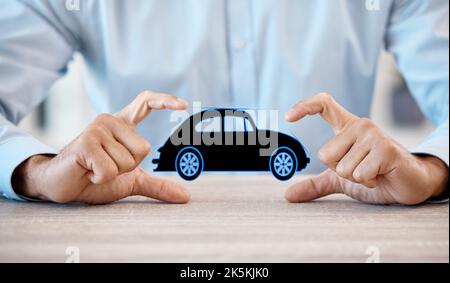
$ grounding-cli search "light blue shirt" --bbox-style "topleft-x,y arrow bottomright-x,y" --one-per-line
0,0 -> 448,201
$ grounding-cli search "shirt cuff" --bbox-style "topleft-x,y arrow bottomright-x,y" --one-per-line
0,136 -> 57,201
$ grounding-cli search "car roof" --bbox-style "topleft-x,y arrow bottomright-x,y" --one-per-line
201,107 -> 249,112
197,108 -> 251,117
181,108 -> 257,129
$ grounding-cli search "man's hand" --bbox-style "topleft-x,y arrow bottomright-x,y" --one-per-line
12,91 -> 190,204
284,93 -> 448,205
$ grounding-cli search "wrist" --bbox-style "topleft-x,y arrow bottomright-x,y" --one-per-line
415,154 -> 449,199
12,155 -> 53,200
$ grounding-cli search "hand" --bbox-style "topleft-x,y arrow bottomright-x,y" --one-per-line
12,91 -> 191,204
284,93 -> 448,205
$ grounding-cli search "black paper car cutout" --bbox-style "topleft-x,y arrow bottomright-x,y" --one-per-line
152,109 -> 310,181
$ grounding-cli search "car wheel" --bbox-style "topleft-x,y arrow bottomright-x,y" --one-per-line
270,147 -> 298,181
176,147 -> 203,181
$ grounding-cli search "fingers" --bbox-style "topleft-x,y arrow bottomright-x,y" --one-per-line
79,90 -> 189,180
335,143 -> 370,182
353,142 -> 395,188
293,101 -> 397,188
285,170 -> 342,202
115,91 -> 188,127
318,131 -> 357,170
285,169 -> 396,204
317,118 -> 373,181
132,168 -> 191,203
353,153 -> 380,188
285,93 -> 358,134
284,93 -> 415,205
93,114 -> 151,166
84,145 -> 119,184
101,138 -> 137,174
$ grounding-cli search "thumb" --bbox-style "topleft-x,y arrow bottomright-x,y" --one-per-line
285,169 -> 342,203
132,168 -> 191,203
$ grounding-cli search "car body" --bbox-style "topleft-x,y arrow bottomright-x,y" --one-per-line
152,109 -> 310,181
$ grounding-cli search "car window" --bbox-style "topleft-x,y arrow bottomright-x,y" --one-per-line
224,116 -> 246,132
195,117 -> 221,132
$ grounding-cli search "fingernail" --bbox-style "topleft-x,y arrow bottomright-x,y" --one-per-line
165,100 -> 177,108
167,100 -> 185,109
177,98 -> 188,107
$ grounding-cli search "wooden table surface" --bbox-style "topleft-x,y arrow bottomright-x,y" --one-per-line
0,174 -> 448,263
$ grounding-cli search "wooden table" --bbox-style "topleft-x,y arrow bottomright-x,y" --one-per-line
0,174 -> 448,263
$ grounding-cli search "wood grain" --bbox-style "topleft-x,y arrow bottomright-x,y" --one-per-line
0,174 -> 448,263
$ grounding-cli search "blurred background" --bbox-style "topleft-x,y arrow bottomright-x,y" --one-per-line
19,51 -> 432,152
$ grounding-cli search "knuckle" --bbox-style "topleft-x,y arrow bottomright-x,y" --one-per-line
121,155 -> 137,172
317,148 -> 331,164
352,169 -> 364,183
77,133 -> 98,149
318,146 -> 339,166
95,113 -> 114,124
126,156 -> 137,170
356,118 -> 375,130
141,141 -> 152,155
87,124 -> 106,137
353,168 -> 376,188
139,91 -> 160,104
134,139 -> 151,158
95,114 -> 123,129
140,90 -> 154,98
317,92 -> 334,105
336,162 -> 351,179
375,138 -> 396,153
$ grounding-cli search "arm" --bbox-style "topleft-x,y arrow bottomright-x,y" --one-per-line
284,0 -> 448,205
385,0 -> 449,171
285,93 -> 447,205
386,0 -> 449,201
13,91 -> 191,204
0,0 -> 75,201
1,1 -> 190,204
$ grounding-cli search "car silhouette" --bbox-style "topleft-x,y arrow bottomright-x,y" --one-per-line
152,108 -> 310,181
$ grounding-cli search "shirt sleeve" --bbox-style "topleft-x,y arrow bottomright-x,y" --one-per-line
385,0 -> 449,201
0,0 -> 77,201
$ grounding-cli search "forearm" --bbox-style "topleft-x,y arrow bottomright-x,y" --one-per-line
0,117 -> 57,201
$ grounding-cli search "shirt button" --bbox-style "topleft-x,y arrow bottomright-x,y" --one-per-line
233,39 -> 247,50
